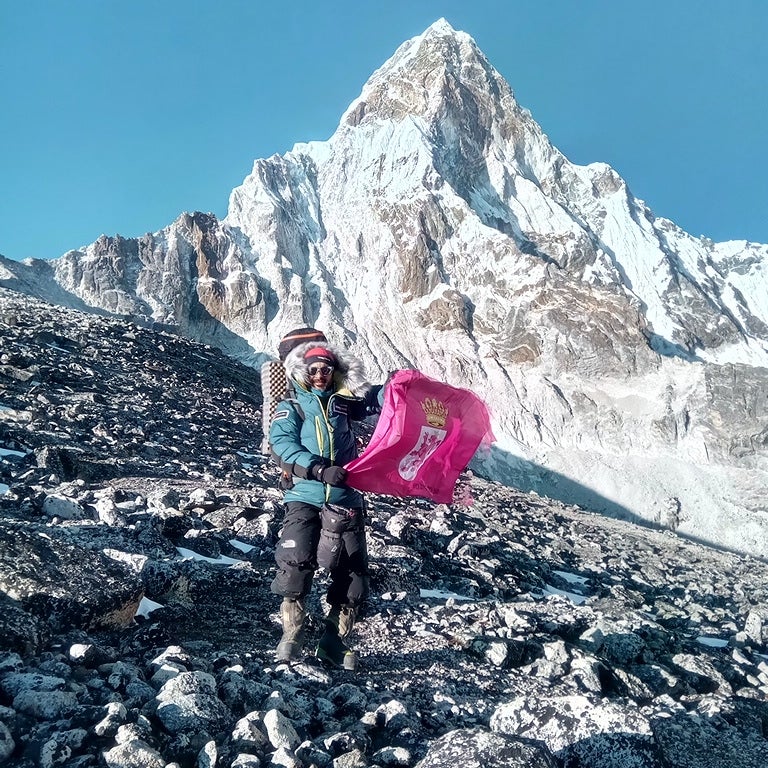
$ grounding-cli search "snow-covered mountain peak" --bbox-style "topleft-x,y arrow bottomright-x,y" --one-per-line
338,18 -> 524,137
422,17 -> 461,37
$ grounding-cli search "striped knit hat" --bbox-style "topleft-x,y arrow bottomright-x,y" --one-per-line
277,327 -> 327,361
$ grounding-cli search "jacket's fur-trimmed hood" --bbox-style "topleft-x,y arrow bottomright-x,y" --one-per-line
283,341 -> 372,397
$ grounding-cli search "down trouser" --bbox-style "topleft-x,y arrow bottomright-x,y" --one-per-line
271,501 -> 369,609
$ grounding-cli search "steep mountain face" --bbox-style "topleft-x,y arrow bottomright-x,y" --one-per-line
1,20 -> 767,557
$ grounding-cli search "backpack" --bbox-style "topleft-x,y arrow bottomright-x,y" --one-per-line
261,359 -> 290,454
260,359 -> 305,487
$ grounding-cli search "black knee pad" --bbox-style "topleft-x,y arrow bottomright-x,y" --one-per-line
270,564 -> 315,598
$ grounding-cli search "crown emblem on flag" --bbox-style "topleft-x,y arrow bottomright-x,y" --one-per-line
421,397 -> 448,428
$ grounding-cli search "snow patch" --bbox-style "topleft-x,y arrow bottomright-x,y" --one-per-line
696,636 -> 729,648
420,588 -> 474,602
175,547 -> 244,566
136,597 -> 164,618
540,585 -> 589,605
229,539 -> 255,554
0,447 -> 27,458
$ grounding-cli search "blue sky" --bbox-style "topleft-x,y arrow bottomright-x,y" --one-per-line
2,0 -> 766,261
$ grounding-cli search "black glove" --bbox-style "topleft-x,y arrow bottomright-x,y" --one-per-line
297,456 -> 328,480
312,464 -> 347,486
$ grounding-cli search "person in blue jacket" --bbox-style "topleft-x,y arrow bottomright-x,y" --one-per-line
269,338 -> 383,669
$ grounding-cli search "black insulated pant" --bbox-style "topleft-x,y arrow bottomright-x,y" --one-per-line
270,501 -> 369,608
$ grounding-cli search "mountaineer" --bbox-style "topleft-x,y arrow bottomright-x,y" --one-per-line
268,332 -> 383,669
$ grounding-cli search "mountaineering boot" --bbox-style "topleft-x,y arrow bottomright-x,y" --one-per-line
275,598 -> 306,663
316,605 -> 357,670
337,604 -> 356,639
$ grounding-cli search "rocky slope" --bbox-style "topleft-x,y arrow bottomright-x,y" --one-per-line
1,21 -> 767,558
1,288 -> 767,767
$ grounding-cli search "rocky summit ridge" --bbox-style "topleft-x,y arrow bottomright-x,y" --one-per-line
0,18 -> 767,559
1,288 -> 768,767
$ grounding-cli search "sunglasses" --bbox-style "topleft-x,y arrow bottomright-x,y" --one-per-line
308,365 -> 334,376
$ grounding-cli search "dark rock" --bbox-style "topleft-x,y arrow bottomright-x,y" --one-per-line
652,712 -> 768,768
490,695 -> 652,754
154,671 -> 233,735
415,727 -> 557,767
0,523 -> 143,648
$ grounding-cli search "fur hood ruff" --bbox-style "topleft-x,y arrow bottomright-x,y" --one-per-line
283,341 -> 372,398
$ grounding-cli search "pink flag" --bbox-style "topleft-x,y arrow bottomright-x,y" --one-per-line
344,369 -> 494,503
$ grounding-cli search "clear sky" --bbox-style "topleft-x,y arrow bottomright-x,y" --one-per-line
2,0 -> 766,261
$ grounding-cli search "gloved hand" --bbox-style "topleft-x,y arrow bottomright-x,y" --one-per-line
312,464 -> 347,486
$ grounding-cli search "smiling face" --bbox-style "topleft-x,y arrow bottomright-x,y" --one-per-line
302,346 -> 339,391
307,363 -> 335,391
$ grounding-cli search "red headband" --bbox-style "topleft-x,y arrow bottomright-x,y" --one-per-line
304,347 -> 337,365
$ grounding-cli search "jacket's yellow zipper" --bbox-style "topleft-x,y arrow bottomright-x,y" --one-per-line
314,393 -> 336,501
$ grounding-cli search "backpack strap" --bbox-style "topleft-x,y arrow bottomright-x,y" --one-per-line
270,398 -> 305,472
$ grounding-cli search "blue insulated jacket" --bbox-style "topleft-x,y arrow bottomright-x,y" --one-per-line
268,342 -> 383,507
